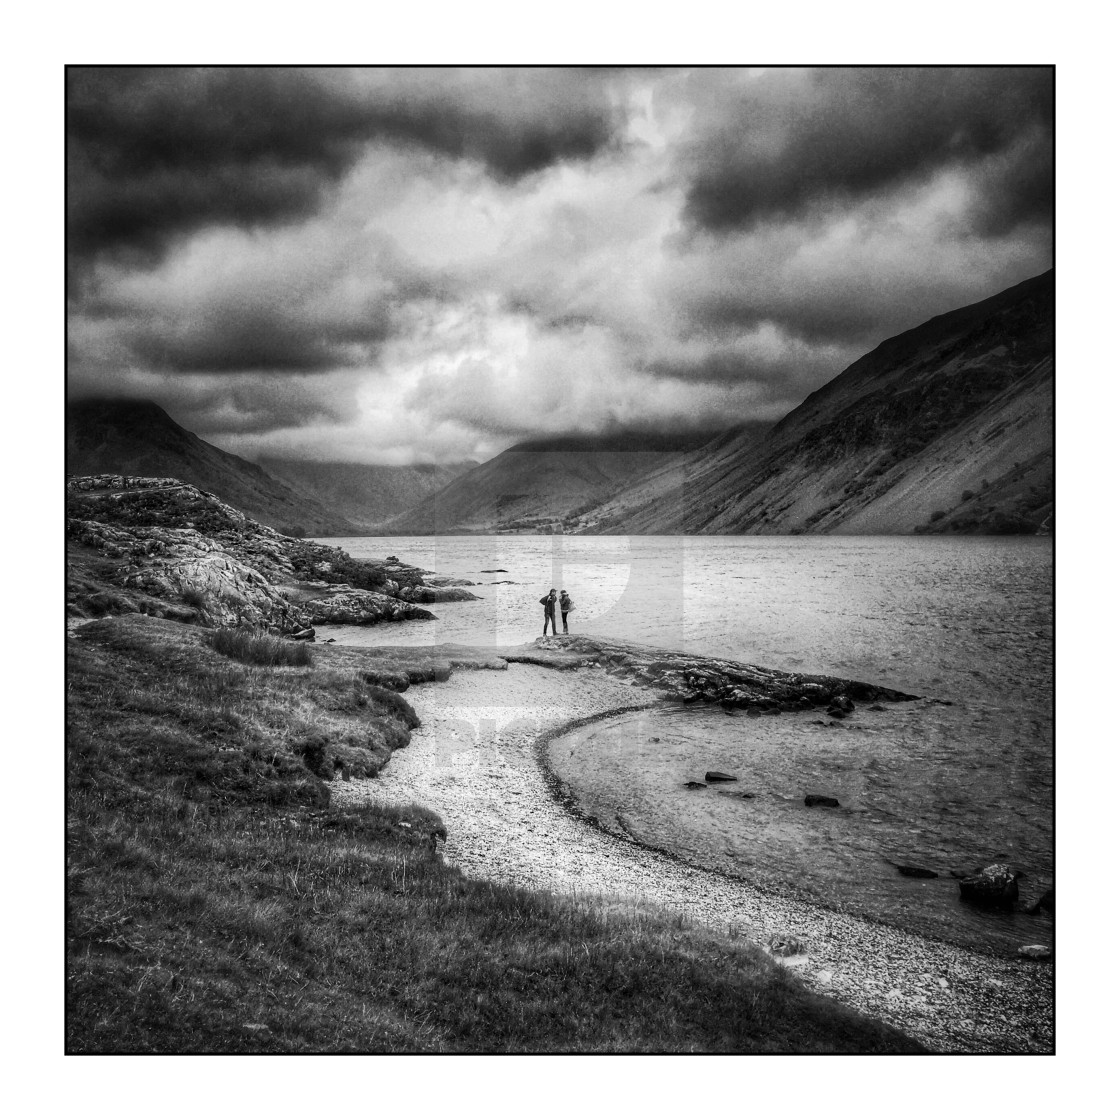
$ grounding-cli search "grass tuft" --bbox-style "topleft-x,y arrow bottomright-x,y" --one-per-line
209,627 -> 312,668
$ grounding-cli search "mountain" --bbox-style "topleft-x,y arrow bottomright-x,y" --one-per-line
258,458 -> 475,532
66,398 -> 356,537
581,270 -> 1054,535
388,427 -> 758,534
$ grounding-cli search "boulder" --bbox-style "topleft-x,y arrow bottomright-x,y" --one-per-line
805,795 -> 840,808
304,590 -> 437,626
705,771 -> 738,782
959,863 -> 1020,910
684,781 -> 707,790
395,585 -> 482,604
1017,944 -> 1052,961
831,694 -> 855,713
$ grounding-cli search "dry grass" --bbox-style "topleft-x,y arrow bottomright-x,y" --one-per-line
209,626 -> 313,668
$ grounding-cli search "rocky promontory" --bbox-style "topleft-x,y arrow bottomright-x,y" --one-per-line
66,475 -> 470,634
509,634 -> 919,711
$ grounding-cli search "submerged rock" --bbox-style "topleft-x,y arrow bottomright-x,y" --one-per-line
1027,887 -> 1054,915
684,781 -> 707,790
897,865 -> 939,879
959,864 -> 1021,910
805,795 -> 840,808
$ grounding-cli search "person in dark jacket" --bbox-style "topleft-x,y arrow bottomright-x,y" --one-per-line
559,590 -> 573,633
540,588 -> 558,636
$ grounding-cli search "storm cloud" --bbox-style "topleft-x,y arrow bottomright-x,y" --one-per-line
68,67 -> 621,265
682,67 -> 1053,234
66,67 -> 1053,465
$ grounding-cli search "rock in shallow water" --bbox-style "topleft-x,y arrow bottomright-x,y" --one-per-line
897,865 -> 939,879
805,795 -> 840,808
705,770 -> 737,782
684,781 -> 707,790
959,863 -> 1020,910
1017,944 -> 1052,960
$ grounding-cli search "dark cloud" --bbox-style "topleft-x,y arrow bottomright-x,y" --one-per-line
641,344 -> 852,404
68,67 -> 620,265
683,68 -> 1053,234
125,302 -> 394,375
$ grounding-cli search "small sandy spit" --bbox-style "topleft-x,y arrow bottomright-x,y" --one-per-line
333,661 -> 1053,1054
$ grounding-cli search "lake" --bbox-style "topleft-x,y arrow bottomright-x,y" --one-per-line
315,534 -> 1054,955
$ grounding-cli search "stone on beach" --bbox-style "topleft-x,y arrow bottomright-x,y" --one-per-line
1017,944 -> 1052,961
767,934 -> 806,957
805,795 -> 841,808
705,771 -> 737,782
897,865 -> 939,879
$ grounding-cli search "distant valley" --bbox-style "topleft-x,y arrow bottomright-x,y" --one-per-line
385,428 -> 755,534
258,458 -> 475,533
67,272 -> 1053,538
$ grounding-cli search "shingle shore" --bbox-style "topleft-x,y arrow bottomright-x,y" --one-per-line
333,662 -> 1053,1054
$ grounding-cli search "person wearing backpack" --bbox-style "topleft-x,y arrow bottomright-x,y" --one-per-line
540,588 -> 558,636
559,589 -> 574,633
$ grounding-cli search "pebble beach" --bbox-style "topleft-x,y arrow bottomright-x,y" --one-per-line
333,660 -> 1054,1054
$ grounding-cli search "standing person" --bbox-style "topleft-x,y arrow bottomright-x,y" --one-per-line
559,589 -> 573,634
539,588 -> 558,636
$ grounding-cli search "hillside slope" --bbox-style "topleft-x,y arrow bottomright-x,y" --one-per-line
390,428 -> 763,534
66,399 -> 355,536
584,271 -> 1053,535
258,457 -> 475,532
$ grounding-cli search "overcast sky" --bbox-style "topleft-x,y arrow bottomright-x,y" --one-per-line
67,66 -> 1053,465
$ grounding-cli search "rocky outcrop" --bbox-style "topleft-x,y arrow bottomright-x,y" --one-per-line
523,635 -> 918,713
67,476 -> 465,633
303,591 -> 436,626
959,864 -> 1021,910
67,517 -> 307,631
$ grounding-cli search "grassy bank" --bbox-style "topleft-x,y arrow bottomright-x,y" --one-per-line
67,615 -> 923,1053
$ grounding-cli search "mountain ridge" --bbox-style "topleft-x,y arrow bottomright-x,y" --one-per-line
66,398 -> 356,537
578,270 -> 1054,536
387,426 -> 765,534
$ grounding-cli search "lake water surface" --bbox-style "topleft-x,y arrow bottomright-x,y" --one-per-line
316,535 -> 1053,955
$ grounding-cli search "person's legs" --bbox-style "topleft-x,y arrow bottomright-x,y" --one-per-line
562,611 -> 568,633
543,614 -> 549,636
